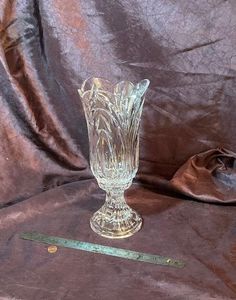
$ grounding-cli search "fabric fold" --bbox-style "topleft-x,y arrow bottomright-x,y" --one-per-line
170,148 -> 236,204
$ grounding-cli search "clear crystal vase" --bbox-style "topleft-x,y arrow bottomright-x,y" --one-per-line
78,77 -> 150,238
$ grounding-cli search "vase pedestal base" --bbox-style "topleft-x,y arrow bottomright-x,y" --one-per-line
90,200 -> 142,239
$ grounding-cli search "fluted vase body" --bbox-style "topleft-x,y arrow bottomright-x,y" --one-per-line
78,77 -> 149,238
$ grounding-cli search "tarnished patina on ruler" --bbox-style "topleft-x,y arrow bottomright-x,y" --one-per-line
20,232 -> 185,268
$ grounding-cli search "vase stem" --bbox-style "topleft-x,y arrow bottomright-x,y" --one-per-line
105,190 -> 126,209
90,189 -> 142,239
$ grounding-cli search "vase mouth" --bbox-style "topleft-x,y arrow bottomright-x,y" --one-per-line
78,77 -> 150,98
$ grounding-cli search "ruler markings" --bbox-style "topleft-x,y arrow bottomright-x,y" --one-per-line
20,232 -> 185,268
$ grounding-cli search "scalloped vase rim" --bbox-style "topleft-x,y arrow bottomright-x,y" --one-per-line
78,77 -> 150,96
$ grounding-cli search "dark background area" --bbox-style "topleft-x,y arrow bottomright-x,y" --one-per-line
0,1 -> 236,299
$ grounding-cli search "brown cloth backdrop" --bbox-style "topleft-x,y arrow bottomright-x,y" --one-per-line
0,0 -> 236,299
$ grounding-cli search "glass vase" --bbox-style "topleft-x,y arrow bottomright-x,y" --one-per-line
78,77 -> 150,238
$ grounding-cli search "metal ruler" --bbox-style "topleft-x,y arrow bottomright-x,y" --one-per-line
20,232 -> 185,268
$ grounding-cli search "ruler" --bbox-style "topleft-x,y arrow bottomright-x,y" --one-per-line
20,232 -> 185,268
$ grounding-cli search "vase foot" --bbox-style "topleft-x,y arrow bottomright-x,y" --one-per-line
90,203 -> 142,239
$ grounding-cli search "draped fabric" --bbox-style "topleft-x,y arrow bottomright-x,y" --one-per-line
0,1 -> 236,299
171,148 -> 236,204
